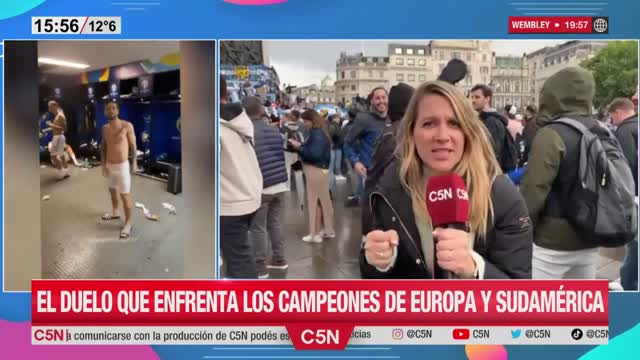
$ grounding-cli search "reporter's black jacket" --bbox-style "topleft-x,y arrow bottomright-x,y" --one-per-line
359,161 -> 533,279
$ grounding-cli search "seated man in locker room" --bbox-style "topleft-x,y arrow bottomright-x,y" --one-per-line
100,100 -> 138,239
47,100 -> 70,179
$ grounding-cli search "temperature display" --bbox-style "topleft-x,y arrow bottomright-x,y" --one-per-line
32,17 -> 121,34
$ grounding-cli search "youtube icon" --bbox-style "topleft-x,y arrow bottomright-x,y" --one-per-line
452,328 -> 470,340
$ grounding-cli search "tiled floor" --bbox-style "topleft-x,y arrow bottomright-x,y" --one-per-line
41,165 -> 184,279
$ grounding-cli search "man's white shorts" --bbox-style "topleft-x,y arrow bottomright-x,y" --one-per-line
106,161 -> 131,194
50,134 -> 66,157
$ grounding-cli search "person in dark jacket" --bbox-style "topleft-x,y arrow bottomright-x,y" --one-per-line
242,97 -> 290,278
470,84 -> 509,171
328,114 -> 345,194
342,107 -> 362,206
608,97 -> 638,192
281,112 -> 306,211
343,87 -> 389,205
288,109 -> 335,244
520,67 -> 603,280
521,105 -> 538,166
361,82 -> 415,235
608,96 -> 638,291
360,81 -> 533,279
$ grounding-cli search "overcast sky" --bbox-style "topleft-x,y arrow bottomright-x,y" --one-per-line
266,40 -> 568,87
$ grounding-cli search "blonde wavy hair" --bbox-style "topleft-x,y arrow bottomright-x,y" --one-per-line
396,81 -> 501,238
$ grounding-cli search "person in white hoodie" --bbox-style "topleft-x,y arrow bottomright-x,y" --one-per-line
219,76 -> 263,278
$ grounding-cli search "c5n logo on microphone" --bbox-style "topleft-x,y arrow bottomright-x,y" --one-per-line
428,188 -> 468,202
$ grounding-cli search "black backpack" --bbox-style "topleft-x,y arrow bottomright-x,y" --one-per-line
551,118 -> 637,247
328,121 -> 340,145
500,124 -> 520,173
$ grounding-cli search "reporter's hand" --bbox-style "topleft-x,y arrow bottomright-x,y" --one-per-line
364,230 -> 399,270
433,227 -> 476,278
354,161 -> 367,177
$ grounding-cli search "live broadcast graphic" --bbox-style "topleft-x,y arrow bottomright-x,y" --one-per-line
35,41 -> 184,280
219,40 -> 639,286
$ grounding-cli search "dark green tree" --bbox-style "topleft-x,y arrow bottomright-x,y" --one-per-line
581,41 -> 638,109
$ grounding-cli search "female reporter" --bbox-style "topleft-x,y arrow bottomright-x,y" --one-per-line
360,81 -> 532,279
288,109 -> 335,243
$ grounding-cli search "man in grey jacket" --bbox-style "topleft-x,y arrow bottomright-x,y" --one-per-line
608,96 -> 638,291
609,97 -> 638,191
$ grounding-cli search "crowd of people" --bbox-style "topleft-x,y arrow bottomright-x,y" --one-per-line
219,62 -> 638,291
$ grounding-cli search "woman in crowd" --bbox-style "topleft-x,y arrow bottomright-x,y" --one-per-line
288,109 -> 335,243
360,81 -> 532,279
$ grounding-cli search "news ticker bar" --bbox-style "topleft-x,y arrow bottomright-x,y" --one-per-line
32,326 -> 609,346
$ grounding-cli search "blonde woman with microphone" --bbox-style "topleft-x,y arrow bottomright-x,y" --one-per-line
360,81 -> 532,280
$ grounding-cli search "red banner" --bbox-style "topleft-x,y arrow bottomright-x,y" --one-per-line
32,280 -> 608,327
509,16 -> 593,34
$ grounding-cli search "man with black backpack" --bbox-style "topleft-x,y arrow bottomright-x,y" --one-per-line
521,67 -> 637,280
470,84 -> 519,173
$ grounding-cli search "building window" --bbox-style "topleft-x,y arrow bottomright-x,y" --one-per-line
350,70 -> 356,78
419,74 -> 426,81
407,48 -> 414,55
419,59 -> 426,66
408,59 -> 415,66
515,83 -> 520,93
480,66 -> 488,74
439,63 -> 445,72
342,86 -> 346,91
466,52 -> 472,61
351,85 -> 356,91
341,71 -> 345,79
452,52 -> 461,59
408,74 -> 415,81
396,58 -> 404,65
439,51 -> 444,60
379,71 -> 384,78
395,48 -> 402,54
482,54 -> 487,62
418,49 -> 425,55
368,70 -> 373,78
397,73 -> 404,81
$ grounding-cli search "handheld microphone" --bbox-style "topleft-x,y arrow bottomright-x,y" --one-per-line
426,173 -> 470,279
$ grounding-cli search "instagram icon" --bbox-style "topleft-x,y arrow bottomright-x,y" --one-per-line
392,329 -> 404,340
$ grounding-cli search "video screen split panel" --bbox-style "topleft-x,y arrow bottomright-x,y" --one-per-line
218,40 -> 639,290
4,41 -> 217,291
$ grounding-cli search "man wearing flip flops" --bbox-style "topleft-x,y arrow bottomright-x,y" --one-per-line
100,100 -> 137,239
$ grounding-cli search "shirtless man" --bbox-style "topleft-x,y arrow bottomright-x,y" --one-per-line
100,101 -> 138,239
47,101 -> 70,179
